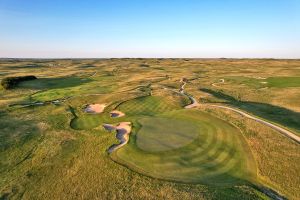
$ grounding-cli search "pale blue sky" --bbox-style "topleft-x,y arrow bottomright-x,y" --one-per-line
0,0 -> 300,58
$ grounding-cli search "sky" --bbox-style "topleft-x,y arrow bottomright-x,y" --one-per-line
0,0 -> 300,58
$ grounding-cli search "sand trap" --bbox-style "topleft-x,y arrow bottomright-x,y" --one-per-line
212,79 -> 225,87
261,82 -> 268,84
105,122 -> 132,153
103,124 -> 116,132
256,77 -> 267,79
110,110 -> 125,118
259,87 -> 269,90
84,104 -> 106,113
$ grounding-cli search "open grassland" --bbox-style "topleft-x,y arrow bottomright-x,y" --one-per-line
224,76 -> 300,89
0,58 -> 299,199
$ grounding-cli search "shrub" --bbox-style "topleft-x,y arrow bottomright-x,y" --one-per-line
140,64 -> 150,67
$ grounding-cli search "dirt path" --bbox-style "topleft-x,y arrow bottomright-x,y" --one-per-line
212,79 -> 225,87
208,104 -> 300,144
179,79 -> 200,108
90,71 -> 97,77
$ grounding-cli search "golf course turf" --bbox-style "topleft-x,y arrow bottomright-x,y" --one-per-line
1,58 -> 299,199
136,117 -> 199,152
111,109 -> 256,185
118,95 -> 183,116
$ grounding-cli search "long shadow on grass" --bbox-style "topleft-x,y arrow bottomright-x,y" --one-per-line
18,76 -> 93,90
201,88 -> 300,133
4,64 -> 43,69
78,64 -> 96,68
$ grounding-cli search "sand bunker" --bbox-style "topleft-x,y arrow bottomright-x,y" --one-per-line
110,110 -> 125,118
103,124 -> 116,132
84,104 -> 106,113
212,79 -> 225,87
256,77 -> 266,79
105,122 -> 132,153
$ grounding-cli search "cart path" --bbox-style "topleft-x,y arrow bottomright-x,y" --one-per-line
179,79 -> 300,144
208,104 -> 300,144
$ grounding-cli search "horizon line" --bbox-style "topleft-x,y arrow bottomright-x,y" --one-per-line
1,57 -> 300,60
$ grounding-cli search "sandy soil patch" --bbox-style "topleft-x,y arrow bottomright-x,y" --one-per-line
84,104 -> 106,113
212,79 -> 225,87
110,110 -> 125,118
256,77 -> 267,79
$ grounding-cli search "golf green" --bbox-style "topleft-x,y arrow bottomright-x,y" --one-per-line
136,117 -> 199,152
112,109 -> 256,185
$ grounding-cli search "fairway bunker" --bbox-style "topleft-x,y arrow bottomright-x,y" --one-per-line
110,110 -> 125,118
84,104 -> 106,113
103,124 -> 116,132
106,122 -> 132,153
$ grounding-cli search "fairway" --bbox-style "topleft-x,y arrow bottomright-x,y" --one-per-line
266,77 -> 300,88
112,109 -> 256,185
118,95 -> 182,116
225,76 -> 300,89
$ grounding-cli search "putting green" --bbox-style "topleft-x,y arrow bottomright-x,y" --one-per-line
137,118 -> 199,152
112,109 -> 256,185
